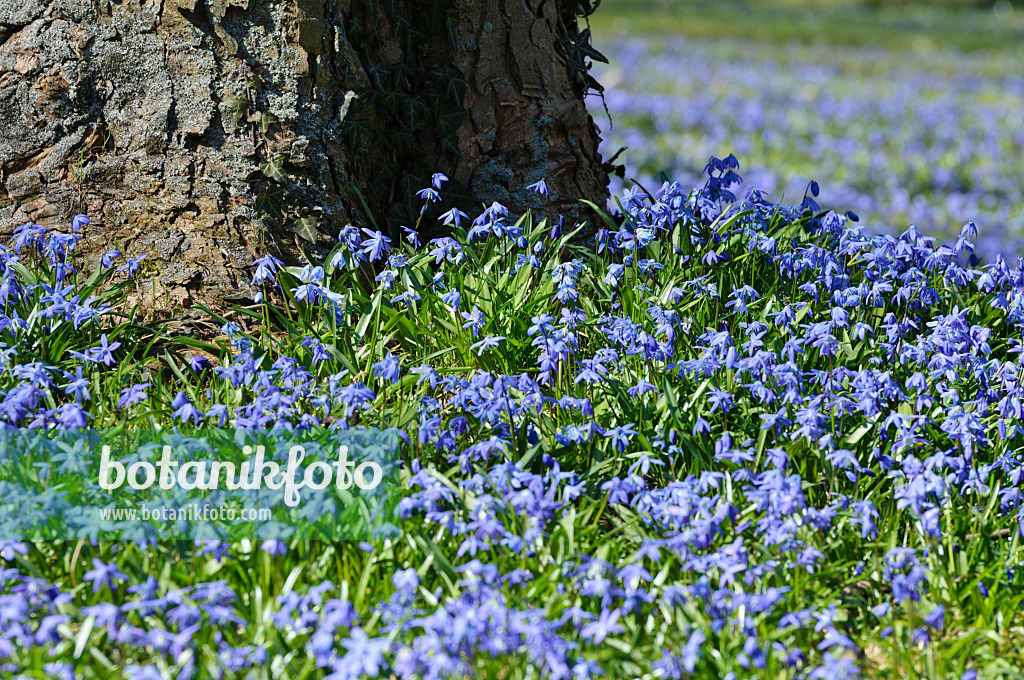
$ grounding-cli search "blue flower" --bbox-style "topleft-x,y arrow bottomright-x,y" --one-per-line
293,282 -> 322,303
189,355 -> 212,372
118,254 -> 147,278
469,335 -> 505,355
703,250 -> 728,265
63,367 -> 91,402
439,207 -> 469,229
360,229 -> 392,262
416,186 -> 440,203
460,305 -> 486,337
301,336 -> 332,363
604,423 -> 638,453
372,353 -> 401,384
84,333 -> 121,366
117,382 -> 151,408
681,628 -> 705,673
84,558 -> 126,592
527,178 -> 548,197
171,390 -> 204,424
923,604 -> 945,630
580,607 -> 623,644
401,226 -> 421,248
298,264 -> 325,283
261,540 -> 288,557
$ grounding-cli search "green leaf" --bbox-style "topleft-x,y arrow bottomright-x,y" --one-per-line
580,199 -> 619,231
171,336 -> 224,355
259,154 -> 288,182
223,94 -> 250,125
258,110 -> 278,135
286,210 -> 320,243
73,615 -> 95,659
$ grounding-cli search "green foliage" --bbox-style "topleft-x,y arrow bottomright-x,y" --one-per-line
6,177 -> 1024,678
591,0 -> 1024,51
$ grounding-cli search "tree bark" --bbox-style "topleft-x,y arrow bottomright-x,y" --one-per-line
0,0 -> 608,312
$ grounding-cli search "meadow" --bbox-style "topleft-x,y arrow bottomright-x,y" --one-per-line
590,0 -> 1024,260
3,2 -> 1024,679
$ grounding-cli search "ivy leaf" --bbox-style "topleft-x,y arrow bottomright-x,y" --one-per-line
259,154 -> 287,182
255,183 -> 286,219
258,111 -> 279,135
223,94 -> 250,125
285,208 -> 321,243
574,28 -> 609,64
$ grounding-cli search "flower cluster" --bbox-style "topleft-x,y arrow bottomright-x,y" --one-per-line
1,159 -> 1022,677
595,35 -> 1024,259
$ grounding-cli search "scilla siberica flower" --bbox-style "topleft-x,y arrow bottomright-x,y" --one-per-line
292,265 -> 325,303
171,390 -> 204,424
416,186 -> 440,204
117,254 -> 146,277
372,353 -> 401,384
101,249 -> 122,267
527,178 -> 548,197
360,229 -> 391,262
72,333 -> 120,366
439,207 -> 469,229
83,559 -> 126,593
470,335 -> 505,355
251,254 -> 284,286
117,382 -> 150,408
460,305 -> 485,337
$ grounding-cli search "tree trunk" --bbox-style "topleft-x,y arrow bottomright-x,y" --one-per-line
0,0 -> 609,312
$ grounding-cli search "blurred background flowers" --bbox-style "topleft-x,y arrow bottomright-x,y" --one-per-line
590,0 -> 1024,259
